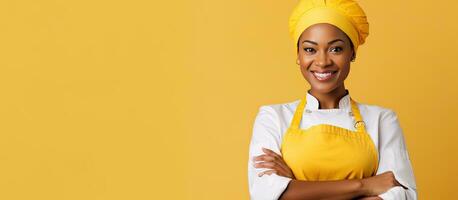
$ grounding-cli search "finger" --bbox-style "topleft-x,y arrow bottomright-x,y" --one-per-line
261,147 -> 278,156
255,161 -> 289,177
262,148 -> 282,159
259,167 -> 291,179
256,150 -> 291,176
254,161 -> 276,169
254,158 -> 291,176
258,169 -> 276,177
395,179 -> 408,189
253,154 -> 276,162
259,150 -> 291,172
254,161 -> 279,169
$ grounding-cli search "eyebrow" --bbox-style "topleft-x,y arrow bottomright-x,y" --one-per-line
302,39 -> 344,45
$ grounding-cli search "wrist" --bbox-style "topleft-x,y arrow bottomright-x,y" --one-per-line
359,178 -> 371,196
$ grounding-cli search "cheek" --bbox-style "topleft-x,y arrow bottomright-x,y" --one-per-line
298,57 -> 313,70
334,56 -> 351,73
338,64 -> 351,80
299,64 -> 314,83
298,60 -> 312,74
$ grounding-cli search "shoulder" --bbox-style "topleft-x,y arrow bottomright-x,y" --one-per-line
356,101 -> 404,145
252,98 -> 300,133
250,99 -> 300,148
357,101 -> 399,122
256,98 -> 300,120
356,102 -> 405,146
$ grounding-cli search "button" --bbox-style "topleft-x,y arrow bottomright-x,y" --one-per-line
305,109 -> 312,113
354,120 -> 365,128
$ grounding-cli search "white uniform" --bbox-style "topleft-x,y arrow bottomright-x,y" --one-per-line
248,91 -> 418,200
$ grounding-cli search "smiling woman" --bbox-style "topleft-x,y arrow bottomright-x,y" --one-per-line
247,0 -> 418,200
298,23 -> 353,101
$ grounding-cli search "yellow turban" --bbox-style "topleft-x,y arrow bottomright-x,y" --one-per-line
289,0 -> 369,53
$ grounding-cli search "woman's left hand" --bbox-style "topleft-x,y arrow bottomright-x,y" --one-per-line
253,147 -> 295,179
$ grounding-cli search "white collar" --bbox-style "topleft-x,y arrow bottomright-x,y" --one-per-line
305,90 -> 351,111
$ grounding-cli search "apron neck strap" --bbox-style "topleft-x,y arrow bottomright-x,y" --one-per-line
290,94 -> 367,132
350,98 -> 366,132
290,95 -> 307,130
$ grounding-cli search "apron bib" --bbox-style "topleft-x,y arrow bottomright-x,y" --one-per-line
280,95 -> 379,181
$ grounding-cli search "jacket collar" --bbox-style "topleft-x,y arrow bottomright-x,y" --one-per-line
305,90 -> 351,111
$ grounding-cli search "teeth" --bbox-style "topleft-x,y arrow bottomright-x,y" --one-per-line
313,72 -> 332,78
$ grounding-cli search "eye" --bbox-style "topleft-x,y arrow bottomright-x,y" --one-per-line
330,47 -> 343,53
303,48 -> 315,53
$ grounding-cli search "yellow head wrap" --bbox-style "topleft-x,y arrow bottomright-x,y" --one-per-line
289,0 -> 369,54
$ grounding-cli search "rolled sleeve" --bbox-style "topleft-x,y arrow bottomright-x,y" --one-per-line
377,110 -> 418,200
248,106 -> 292,200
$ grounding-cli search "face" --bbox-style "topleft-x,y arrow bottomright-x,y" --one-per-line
296,23 -> 355,94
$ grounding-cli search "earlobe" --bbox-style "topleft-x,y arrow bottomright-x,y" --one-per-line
296,59 -> 300,65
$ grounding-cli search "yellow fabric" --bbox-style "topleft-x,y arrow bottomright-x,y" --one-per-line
288,0 -> 369,53
280,95 -> 379,181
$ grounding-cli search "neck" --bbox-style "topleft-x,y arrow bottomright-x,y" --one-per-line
309,85 -> 348,109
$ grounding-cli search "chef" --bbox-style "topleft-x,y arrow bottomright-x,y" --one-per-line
247,0 -> 417,199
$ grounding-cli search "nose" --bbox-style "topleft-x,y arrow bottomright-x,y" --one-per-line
314,51 -> 332,67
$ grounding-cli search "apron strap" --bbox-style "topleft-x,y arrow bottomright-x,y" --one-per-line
290,94 -> 367,132
290,94 -> 307,130
350,98 -> 367,133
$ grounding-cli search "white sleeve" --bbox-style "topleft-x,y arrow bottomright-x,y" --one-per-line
248,105 -> 292,200
376,109 -> 418,200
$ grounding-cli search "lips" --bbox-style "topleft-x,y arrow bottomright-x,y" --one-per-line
311,70 -> 337,81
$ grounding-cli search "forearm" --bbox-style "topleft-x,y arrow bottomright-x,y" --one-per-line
279,179 -> 366,200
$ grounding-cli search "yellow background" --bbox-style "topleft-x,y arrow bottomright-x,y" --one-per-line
0,0 -> 457,199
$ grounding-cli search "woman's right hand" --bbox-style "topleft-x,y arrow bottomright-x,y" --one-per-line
360,171 -> 404,196
253,147 -> 296,179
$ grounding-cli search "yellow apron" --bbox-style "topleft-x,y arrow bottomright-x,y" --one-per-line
281,95 -> 379,181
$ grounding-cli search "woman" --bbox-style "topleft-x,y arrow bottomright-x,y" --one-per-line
247,0 -> 417,199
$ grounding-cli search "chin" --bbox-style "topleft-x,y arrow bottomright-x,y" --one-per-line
310,84 -> 340,94
305,76 -> 339,94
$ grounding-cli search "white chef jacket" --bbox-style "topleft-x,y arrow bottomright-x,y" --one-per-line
247,91 -> 417,200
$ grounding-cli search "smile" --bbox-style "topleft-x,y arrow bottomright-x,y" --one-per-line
312,71 -> 337,81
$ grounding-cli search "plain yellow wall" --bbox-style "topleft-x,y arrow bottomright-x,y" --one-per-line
0,0 -> 457,199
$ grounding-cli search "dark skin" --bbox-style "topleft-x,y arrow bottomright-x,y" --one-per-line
253,23 -> 404,200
